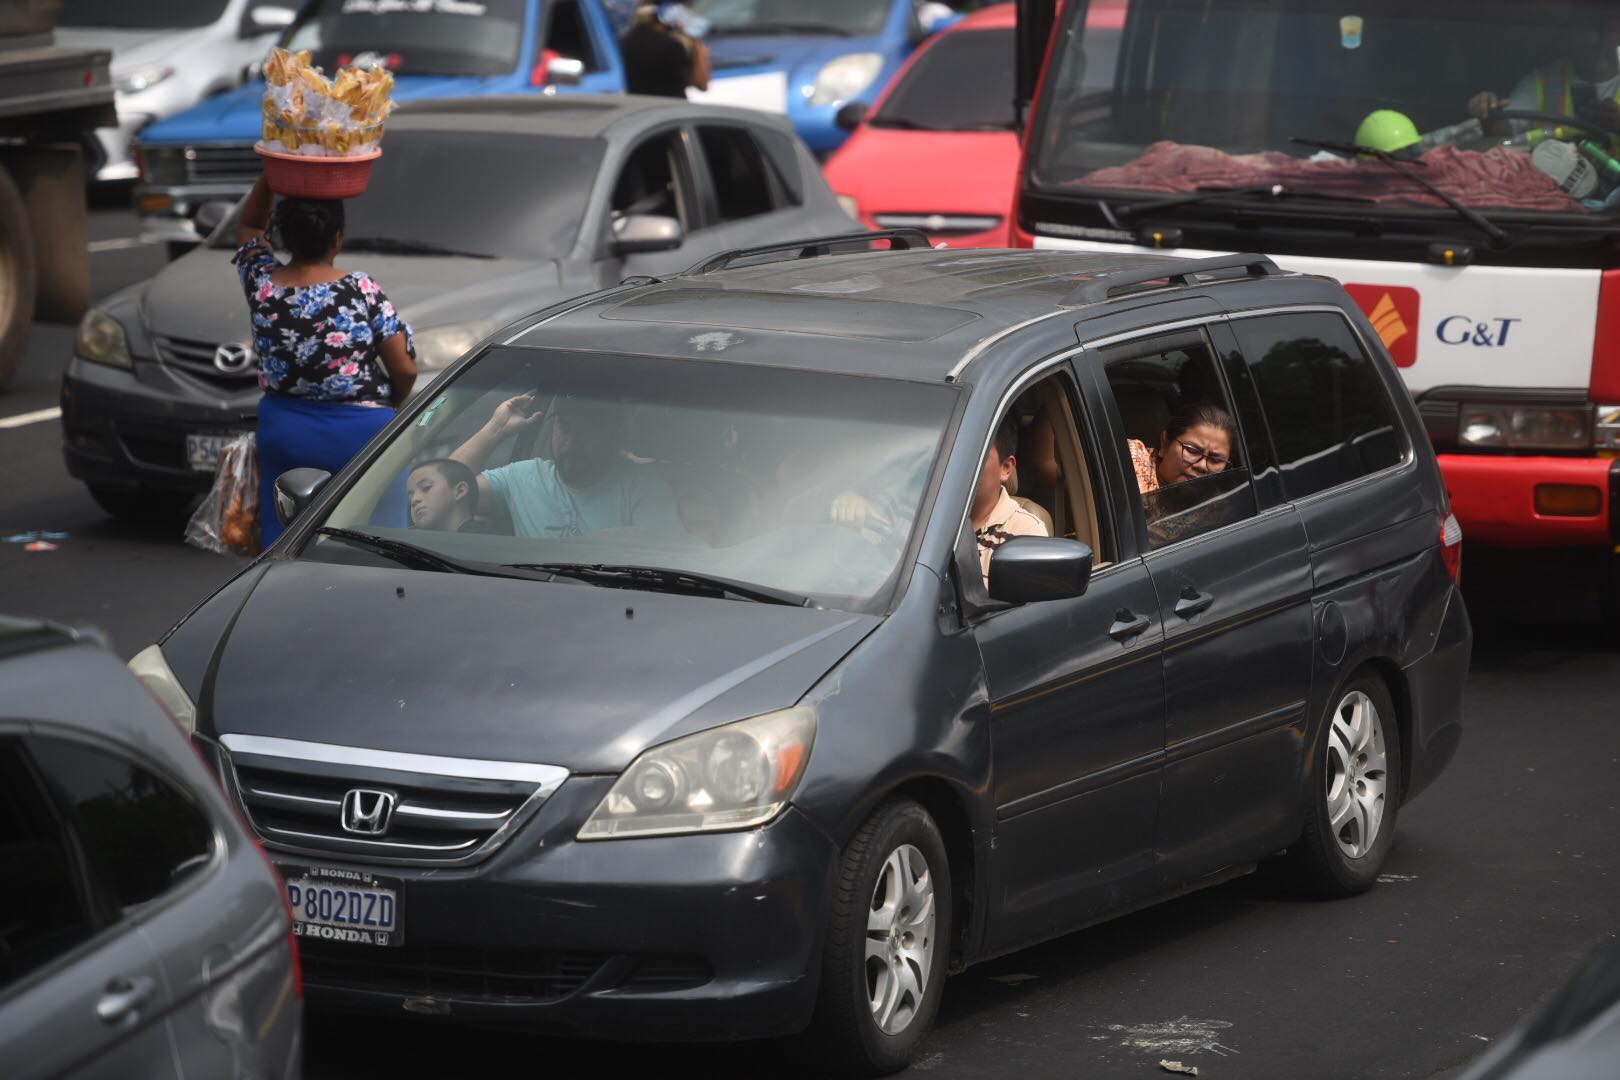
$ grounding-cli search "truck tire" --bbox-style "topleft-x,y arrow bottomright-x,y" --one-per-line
0,166 -> 37,389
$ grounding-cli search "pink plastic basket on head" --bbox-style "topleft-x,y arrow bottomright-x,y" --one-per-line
256,144 -> 380,200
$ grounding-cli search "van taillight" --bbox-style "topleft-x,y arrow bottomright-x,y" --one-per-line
1440,511 -> 1463,585
1592,270 -> 1620,402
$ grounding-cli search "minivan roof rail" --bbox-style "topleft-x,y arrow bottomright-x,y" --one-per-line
1062,253 -> 1281,307
681,229 -> 933,277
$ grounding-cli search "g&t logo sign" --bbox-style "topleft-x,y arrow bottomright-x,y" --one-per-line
1344,284 -> 1421,368
1435,315 -> 1522,348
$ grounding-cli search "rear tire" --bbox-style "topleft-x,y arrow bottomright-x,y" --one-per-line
1284,673 -> 1402,897
0,166 -> 37,389
812,798 -> 951,1077
89,484 -> 194,525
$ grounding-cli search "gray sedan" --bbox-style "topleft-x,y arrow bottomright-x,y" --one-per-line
59,94 -> 857,521
0,617 -> 300,1079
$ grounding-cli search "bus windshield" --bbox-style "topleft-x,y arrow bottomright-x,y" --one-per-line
1029,0 -> 1620,217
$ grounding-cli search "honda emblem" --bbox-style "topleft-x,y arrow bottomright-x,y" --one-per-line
340,788 -> 396,836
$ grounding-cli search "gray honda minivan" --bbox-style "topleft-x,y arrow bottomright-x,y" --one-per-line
130,236 -> 1471,1075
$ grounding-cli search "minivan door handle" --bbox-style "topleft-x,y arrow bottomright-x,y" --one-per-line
96,975 -> 156,1025
1108,608 -> 1152,642
1174,586 -> 1214,619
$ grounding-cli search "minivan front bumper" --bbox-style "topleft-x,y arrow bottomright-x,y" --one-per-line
284,777 -> 839,1041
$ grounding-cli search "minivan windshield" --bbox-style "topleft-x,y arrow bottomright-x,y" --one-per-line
1031,0 -> 1620,217
210,129 -> 604,261
282,0 -> 526,77
312,348 -> 959,613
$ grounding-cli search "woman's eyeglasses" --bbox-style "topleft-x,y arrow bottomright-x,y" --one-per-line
1176,439 -> 1230,468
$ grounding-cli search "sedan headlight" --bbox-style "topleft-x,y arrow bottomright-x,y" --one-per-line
836,193 -> 861,219
128,645 -> 197,735
809,52 -> 884,107
116,64 -> 174,95
75,308 -> 134,370
578,707 -> 816,840
414,321 -> 496,371
1458,403 -> 1593,450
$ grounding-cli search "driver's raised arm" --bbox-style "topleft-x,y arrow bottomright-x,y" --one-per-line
450,391 -> 541,509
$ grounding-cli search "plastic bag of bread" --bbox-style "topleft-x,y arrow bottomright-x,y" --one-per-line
185,433 -> 260,557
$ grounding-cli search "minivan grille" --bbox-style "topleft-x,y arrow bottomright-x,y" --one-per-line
185,143 -> 260,182
153,334 -> 260,391
219,735 -> 569,867
300,942 -> 610,1002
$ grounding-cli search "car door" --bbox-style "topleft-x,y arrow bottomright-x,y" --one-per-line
0,733 -> 175,1080
1093,323 -> 1316,886
598,125 -> 705,284
968,359 -> 1167,954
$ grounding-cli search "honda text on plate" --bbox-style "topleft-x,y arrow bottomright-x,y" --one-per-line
130,235 -> 1471,1075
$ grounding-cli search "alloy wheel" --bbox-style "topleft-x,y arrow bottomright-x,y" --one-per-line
1324,689 -> 1388,859
865,843 -> 936,1035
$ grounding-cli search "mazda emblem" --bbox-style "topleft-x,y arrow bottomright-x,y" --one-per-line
340,788 -> 397,836
213,342 -> 254,374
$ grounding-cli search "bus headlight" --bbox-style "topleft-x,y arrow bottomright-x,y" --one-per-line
1458,404 -> 1592,450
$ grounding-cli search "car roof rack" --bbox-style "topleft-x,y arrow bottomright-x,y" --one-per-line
1061,253 -> 1282,307
680,229 -> 933,277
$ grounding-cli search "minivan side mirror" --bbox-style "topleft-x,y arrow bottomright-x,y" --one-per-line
612,213 -> 684,255
274,468 -> 331,526
987,537 -> 1094,604
835,101 -> 869,131
242,4 -> 295,37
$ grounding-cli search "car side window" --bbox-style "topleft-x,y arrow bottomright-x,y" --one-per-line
1229,311 -> 1405,501
610,132 -> 689,227
1101,331 -> 1260,549
960,368 -> 1113,597
0,736 -> 99,993
30,737 -> 216,915
544,0 -> 601,71
695,126 -> 779,223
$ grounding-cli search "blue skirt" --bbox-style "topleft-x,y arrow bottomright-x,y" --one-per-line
257,394 -> 403,546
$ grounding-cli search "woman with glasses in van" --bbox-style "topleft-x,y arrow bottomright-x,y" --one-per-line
1128,402 -> 1237,495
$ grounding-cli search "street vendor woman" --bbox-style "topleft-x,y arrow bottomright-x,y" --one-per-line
234,173 -> 417,545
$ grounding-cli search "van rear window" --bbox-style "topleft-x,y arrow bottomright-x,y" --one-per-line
1232,311 -> 1404,500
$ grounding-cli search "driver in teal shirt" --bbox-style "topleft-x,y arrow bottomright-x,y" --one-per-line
451,392 -> 681,538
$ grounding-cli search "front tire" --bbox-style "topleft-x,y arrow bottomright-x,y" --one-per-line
812,798 -> 952,1076
1285,673 -> 1402,896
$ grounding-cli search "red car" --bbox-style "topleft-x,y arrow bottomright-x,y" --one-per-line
823,4 -> 1018,249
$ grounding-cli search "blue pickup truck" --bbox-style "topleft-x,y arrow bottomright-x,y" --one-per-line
135,0 -> 625,253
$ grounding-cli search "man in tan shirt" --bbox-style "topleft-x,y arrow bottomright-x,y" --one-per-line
974,417 -> 1048,583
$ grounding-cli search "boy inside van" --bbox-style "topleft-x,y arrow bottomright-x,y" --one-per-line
408,458 -> 481,532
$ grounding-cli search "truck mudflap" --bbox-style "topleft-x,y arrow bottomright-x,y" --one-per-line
1440,453 -> 1620,548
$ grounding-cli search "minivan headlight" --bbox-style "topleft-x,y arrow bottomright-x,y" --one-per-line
128,644 -> 197,734
577,707 -> 816,840
809,52 -> 883,107
1458,403 -> 1592,450
75,308 -> 134,370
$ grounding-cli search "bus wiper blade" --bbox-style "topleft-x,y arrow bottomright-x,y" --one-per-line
317,527 -> 550,581
1100,184 -> 1289,226
343,237 -> 497,259
711,22 -> 853,36
513,562 -> 815,607
1288,137 -> 1511,247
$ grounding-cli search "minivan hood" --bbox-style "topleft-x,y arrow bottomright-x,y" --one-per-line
204,561 -> 878,772
140,248 -> 558,346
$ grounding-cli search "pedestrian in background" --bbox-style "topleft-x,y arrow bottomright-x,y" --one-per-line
233,174 -> 417,546
619,1 -> 711,98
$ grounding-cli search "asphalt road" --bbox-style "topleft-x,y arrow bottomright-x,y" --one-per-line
2,209 -> 1616,1080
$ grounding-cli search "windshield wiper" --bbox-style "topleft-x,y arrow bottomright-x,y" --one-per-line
711,22 -> 853,36
342,237 -> 497,260
1099,184 -> 1290,227
1288,137 -> 1511,247
316,527 -> 550,581
512,562 -> 815,607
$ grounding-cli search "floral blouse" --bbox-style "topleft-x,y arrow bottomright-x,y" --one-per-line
233,238 -> 412,404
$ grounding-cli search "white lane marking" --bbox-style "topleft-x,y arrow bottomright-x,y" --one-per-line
0,406 -> 62,429
88,237 -> 156,253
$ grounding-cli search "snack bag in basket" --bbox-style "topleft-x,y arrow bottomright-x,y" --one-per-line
184,433 -> 260,557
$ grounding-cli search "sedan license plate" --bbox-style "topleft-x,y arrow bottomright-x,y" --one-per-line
279,864 -> 402,946
185,433 -> 239,472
